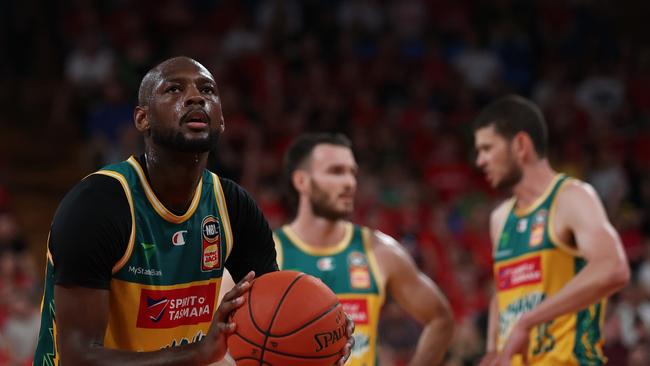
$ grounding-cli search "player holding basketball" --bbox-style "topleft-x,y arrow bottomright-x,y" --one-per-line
473,95 -> 630,366
33,57 -> 352,366
275,133 -> 454,366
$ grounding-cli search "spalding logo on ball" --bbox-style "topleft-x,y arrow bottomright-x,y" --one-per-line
227,270 -> 349,366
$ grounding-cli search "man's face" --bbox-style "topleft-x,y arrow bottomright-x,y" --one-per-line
146,59 -> 224,153
303,144 -> 358,220
474,125 -> 522,190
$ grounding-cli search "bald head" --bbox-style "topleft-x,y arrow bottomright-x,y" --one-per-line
137,56 -> 214,106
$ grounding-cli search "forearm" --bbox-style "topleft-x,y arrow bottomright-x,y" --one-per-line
60,341 -> 205,366
520,260 -> 628,329
486,295 -> 498,352
408,313 -> 454,366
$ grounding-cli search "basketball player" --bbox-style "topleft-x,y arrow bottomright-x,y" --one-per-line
275,133 -> 454,366
473,95 -> 630,366
33,57 -> 352,365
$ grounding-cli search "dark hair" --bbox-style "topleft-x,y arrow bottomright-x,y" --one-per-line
473,95 -> 548,157
283,133 -> 353,212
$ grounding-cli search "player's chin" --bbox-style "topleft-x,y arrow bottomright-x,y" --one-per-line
339,205 -> 354,217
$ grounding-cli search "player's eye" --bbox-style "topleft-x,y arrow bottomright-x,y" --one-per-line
166,85 -> 181,93
201,86 -> 215,94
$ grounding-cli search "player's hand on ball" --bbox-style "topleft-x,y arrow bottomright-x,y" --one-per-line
336,314 -> 355,366
197,271 -> 255,365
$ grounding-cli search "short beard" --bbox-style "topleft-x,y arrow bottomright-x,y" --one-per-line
309,180 -> 351,221
497,157 -> 523,191
150,128 -> 219,153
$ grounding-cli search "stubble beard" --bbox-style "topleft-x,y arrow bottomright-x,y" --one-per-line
309,180 -> 352,221
150,126 -> 219,153
496,156 -> 523,191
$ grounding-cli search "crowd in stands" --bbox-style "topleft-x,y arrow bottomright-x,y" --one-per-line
2,0 -> 650,365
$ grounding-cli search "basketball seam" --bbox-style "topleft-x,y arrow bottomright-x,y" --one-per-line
258,273 -> 306,365
232,331 -> 341,360
268,301 -> 341,337
260,344 -> 343,359
248,280 -> 268,336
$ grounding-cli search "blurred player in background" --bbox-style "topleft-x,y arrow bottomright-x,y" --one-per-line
275,133 -> 453,366
473,95 -> 630,366
32,57 -> 352,366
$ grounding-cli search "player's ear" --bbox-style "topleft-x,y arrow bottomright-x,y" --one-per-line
512,132 -> 528,161
292,170 -> 309,194
134,106 -> 150,134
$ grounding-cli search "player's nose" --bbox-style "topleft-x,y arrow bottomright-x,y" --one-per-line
184,85 -> 206,107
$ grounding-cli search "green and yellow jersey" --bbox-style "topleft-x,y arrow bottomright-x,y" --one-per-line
34,156 -> 278,365
495,174 -> 606,366
274,223 -> 384,366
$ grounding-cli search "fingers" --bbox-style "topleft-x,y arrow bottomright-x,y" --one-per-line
336,342 -> 352,366
216,293 -> 246,323
222,271 -> 255,302
345,314 -> 355,337
216,321 -> 236,335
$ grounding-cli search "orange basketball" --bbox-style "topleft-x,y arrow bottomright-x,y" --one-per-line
227,270 -> 347,366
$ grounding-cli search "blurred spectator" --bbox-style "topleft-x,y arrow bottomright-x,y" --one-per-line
4,0 -> 650,364
452,31 -> 503,93
0,290 -> 40,366
64,31 -> 115,92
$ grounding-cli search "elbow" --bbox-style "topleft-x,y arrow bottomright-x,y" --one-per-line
435,303 -> 455,337
607,260 -> 631,291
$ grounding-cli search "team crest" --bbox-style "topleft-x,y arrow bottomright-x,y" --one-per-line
517,218 -> 528,233
201,216 -> 222,271
317,257 -> 335,271
348,252 -> 370,289
529,209 -> 547,247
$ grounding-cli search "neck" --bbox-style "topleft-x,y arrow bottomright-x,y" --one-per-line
289,202 -> 349,248
512,159 -> 556,209
144,144 -> 209,213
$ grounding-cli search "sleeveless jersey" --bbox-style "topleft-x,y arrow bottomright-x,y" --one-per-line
274,223 -> 384,366
494,175 -> 606,365
34,156 -> 233,364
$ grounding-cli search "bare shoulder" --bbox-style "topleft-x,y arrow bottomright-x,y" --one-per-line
369,229 -> 416,280
554,178 -> 610,229
556,179 -> 605,215
557,178 -> 599,201
371,229 -> 410,260
489,198 -> 514,244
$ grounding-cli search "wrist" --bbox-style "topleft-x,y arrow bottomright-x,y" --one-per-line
189,341 -> 208,366
518,312 -> 536,331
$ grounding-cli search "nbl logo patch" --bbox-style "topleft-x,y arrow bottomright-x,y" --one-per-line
201,216 -> 222,272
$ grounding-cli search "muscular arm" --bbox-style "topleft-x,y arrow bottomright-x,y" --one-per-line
516,181 -> 630,330
374,231 -> 453,366
55,287 -> 203,365
56,277 -> 252,366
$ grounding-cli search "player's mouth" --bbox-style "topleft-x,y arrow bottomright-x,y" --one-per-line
181,109 -> 211,130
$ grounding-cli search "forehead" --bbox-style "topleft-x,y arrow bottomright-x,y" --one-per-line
310,144 -> 356,167
475,125 -> 504,143
159,60 -> 215,83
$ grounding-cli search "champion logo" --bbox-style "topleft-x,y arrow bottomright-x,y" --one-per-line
172,230 -> 188,246
146,297 -> 170,323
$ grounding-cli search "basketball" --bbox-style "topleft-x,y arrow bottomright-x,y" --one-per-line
227,270 -> 347,366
